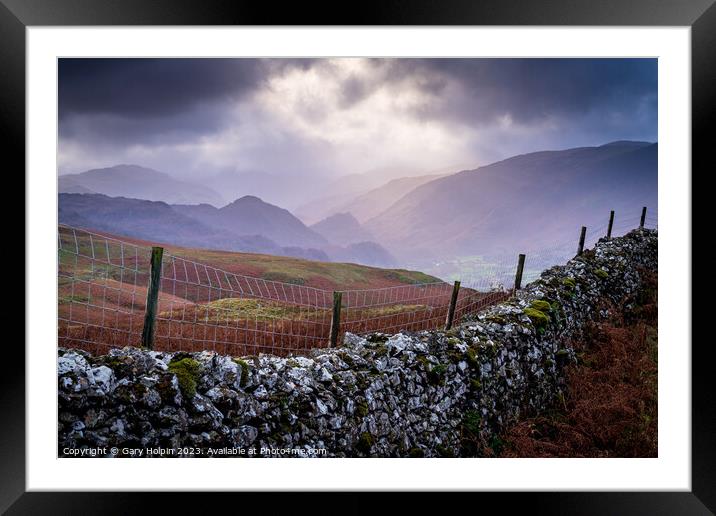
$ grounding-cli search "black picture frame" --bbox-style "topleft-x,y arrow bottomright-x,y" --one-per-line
5,0 -> 712,512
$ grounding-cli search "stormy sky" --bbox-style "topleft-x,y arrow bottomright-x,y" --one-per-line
58,58 -> 657,187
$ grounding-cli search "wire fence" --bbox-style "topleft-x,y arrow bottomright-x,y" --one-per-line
153,253 -> 333,356
451,209 -> 659,288
57,207 -> 656,357
58,225 -> 150,355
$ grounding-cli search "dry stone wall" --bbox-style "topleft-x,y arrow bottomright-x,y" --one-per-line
58,229 -> 658,457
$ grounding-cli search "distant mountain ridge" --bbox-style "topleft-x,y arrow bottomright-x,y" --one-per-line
324,241 -> 398,268
59,193 -> 328,260
365,141 -> 658,262
310,213 -> 375,246
59,164 -> 224,206
335,174 -> 448,223
59,193 -> 398,267
58,141 -> 657,270
295,170 -> 457,225
174,195 -> 328,248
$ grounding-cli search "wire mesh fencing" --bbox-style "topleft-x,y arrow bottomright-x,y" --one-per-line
519,209 -> 657,286
340,282 -> 454,336
153,253 -> 334,356
57,207 -> 656,357
58,225 -> 150,355
57,226 -> 509,356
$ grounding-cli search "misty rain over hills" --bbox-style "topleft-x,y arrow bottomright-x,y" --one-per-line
58,58 -> 658,283
59,140 -> 657,281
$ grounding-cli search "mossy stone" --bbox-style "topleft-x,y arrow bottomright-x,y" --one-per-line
355,400 -> 369,418
356,432 -> 374,455
462,410 -> 481,434
167,357 -> 202,398
232,358 -> 250,388
373,344 -> 389,358
562,277 -> 576,289
486,315 -> 507,325
407,447 -> 424,458
529,300 -> 551,313
466,347 -> 479,367
436,445 -> 454,458
524,307 -> 550,328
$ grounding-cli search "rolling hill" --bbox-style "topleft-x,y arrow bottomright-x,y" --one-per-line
365,141 -> 658,262
66,226 -> 439,291
174,195 -> 328,248
59,164 -> 224,206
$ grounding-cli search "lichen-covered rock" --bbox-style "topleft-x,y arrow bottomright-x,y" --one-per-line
58,229 -> 657,458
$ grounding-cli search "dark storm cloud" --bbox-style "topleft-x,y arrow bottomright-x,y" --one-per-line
59,58 -> 267,119
59,58 -> 326,148
363,58 -> 657,128
59,57 -> 656,136
60,103 -> 230,147
59,58 -> 322,118
58,57 -> 657,181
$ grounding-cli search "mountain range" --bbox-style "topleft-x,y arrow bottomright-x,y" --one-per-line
58,140 -> 657,274
59,165 -> 224,206
330,174 -> 447,223
58,193 -> 396,266
174,196 -> 327,248
365,141 -> 658,262
58,193 -> 293,256
294,168 -> 459,224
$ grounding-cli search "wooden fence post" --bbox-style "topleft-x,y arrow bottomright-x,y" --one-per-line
640,206 -> 647,228
329,291 -> 343,348
607,210 -> 615,239
514,254 -> 526,292
444,280 -> 461,331
141,246 -> 164,350
577,226 -> 587,256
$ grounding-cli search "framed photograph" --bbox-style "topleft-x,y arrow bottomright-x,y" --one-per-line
7,0 -> 712,510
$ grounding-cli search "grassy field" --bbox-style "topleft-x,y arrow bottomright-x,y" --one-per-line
174,248 -> 440,290
64,226 -> 440,291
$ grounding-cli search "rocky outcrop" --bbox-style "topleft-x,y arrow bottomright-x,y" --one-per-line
58,229 -> 658,457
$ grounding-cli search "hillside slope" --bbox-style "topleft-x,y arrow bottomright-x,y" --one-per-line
310,212 -> 375,246
366,141 -> 657,261
68,226 -> 439,291
59,193 -> 285,255
174,195 -> 328,248
338,173 -> 447,223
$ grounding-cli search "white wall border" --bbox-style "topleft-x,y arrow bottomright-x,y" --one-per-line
27,26 -> 690,491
